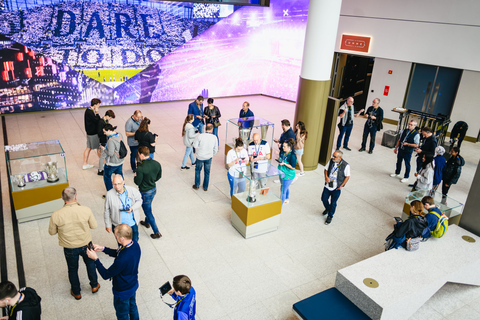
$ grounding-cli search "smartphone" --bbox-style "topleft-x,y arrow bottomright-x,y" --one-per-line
394,217 -> 403,222
159,281 -> 172,296
87,241 -> 94,251
275,159 -> 281,163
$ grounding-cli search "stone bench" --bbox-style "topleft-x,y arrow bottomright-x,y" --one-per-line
335,225 -> 480,320
292,287 -> 370,320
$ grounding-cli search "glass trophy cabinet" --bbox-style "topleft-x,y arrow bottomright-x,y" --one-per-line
402,189 -> 464,225
225,116 -> 275,168
5,140 -> 69,223
231,164 -> 283,238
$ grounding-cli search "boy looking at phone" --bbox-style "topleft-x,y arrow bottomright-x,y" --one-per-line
167,275 -> 196,320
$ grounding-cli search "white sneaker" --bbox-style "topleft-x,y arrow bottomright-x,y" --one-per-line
299,172 -> 305,176
390,173 -> 399,178
83,164 -> 94,170
400,178 -> 409,183
284,199 -> 289,204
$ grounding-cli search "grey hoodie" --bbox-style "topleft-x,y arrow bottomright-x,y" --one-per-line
105,132 -> 125,166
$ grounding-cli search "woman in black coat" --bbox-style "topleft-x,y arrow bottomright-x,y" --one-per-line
442,146 -> 465,202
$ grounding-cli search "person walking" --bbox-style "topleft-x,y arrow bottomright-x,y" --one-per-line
181,115 -> 198,170
49,187 -> 100,300
192,124 -> 218,191
86,224 -> 141,320
204,98 -> 221,138
134,146 -> 163,239
322,150 -> 350,225
336,97 -> 363,151
294,121 -> 308,176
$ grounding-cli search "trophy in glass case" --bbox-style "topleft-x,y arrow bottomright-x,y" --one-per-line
15,174 -> 26,188
246,180 -> 258,203
45,161 -> 59,182
261,124 -> 269,141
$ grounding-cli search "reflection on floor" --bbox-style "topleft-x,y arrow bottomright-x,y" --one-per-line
1,95 -> 479,319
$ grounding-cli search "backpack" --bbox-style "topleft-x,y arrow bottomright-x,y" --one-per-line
113,136 -> 128,159
430,211 -> 449,238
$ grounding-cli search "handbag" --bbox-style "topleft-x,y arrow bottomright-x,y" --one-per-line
406,237 -> 421,251
214,120 -> 221,127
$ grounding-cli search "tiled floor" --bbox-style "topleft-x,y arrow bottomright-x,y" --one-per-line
1,95 -> 479,319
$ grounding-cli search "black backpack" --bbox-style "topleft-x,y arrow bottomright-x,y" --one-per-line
113,137 -> 128,159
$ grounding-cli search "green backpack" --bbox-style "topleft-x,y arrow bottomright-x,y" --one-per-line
431,211 -> 449,238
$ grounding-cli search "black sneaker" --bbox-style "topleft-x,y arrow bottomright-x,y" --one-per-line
192,162 -> 196,166
368,150 -> 373,154
325,216 -> 333,225
322,210 -> 328,216
97,170 -> 104,176
344,147 -> 351,151
359,148 -> 365,152
102,195 -> 106,199
181,166 -> 190,170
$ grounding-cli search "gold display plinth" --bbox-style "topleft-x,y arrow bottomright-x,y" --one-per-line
231,192 -> 282,239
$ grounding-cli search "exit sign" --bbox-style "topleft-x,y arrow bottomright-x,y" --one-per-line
340,34 -> 371,53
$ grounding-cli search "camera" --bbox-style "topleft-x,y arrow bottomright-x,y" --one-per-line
124,205 -> 131,211
254,161 -> 258,169
159,281 -> 172,296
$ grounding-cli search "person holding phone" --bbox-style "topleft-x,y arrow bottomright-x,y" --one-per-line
0,281 -> 42,319
226,138 -> 249,198
322,150 -> 350,225
48,187 -> 100,300
135,118 -> 157,159
277,139 -> 297,205
167,275 -> 196,320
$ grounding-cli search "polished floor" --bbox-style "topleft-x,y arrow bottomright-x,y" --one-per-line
1,95 -> 480,319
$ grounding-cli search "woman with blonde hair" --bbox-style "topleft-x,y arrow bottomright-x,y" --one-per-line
181,114 -> 198,170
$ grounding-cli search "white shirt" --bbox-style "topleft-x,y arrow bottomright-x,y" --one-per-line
226,148 -> 248,177
324,160 -> 351,191
247,141 -> 270,173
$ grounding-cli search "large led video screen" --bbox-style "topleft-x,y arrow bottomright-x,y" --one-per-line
113,0 -> 308,105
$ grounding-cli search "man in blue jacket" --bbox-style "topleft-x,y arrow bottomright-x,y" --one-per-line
188,96 -> 205,133
87,224 -> 141,320
168,275 -> 196,320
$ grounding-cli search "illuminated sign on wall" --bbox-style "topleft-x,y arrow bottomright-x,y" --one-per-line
340,34 -> 371,53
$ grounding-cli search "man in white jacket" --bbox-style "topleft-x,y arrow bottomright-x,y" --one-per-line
192,124 -> 218,191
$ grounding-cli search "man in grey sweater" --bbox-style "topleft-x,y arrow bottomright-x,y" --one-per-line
102,124 -> 125,192
193,124 -> 218,191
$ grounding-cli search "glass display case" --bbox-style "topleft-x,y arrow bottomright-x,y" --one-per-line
402,189 -> 464,225
5,140 -> 69,223
231,164 -> 283,238
225,116 -> 275,168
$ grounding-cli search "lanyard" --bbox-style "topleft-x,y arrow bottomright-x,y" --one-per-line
117,241 -> 133,255
402,129 -> 416,143
117,187 -> 129,211
254,144 -> 260,156
9,293 -> 23,317
330,160 -> 342,176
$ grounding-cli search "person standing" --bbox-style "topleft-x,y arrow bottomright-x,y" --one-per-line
277,139 -> 297,205
0,281 -> 42,319
103,124 -> 125,192
322,150 -> 350,225
421,196 -> 441,240
239,101 -> 254,119
359,98 -> 383,154
98,110 -> 116,176
294,121 -> 308,176
135,118 -> 157,159
83,98 -> 101,169
181,115 -> 198,170
192,124 -> 218,191
274,119 -> 296,148
105,175 -> 143,242
188,96 -> 205,133
204,98 -> 221,138
336,97 -> 363,151
248,133 -> 271,187
48,187 -> 100,300
134,146 -> 162,239
449,121 -> 468,149
125,110 -> 143,173
86,224 -> 141,320
167,275 -> 196,320
414,154 -> 435,191
226,138 -> 249,198
432,146 -> 447,193
391,120 -> 420,183
413,127 -> 437,174
441,146 -> 465,202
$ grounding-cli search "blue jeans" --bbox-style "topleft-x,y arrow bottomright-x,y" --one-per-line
141,187 -> 159,234
64,246 -> 98,295
280,178 -> 293,204
396,150 -> 413,178
113,293 -> 139,320
104,164 -> 123,191
337,125 -> 353,149
195,158 -> 212,189
112,224 -> 139,242
227,172 -> 246,197
128,145 -> 138,172
361,125 -> 377,151
149,152 -> 154,159
212,125 -> 218,138
182,147 -> 195,167
197,122 -> 204,134
321,187 -> 342,217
